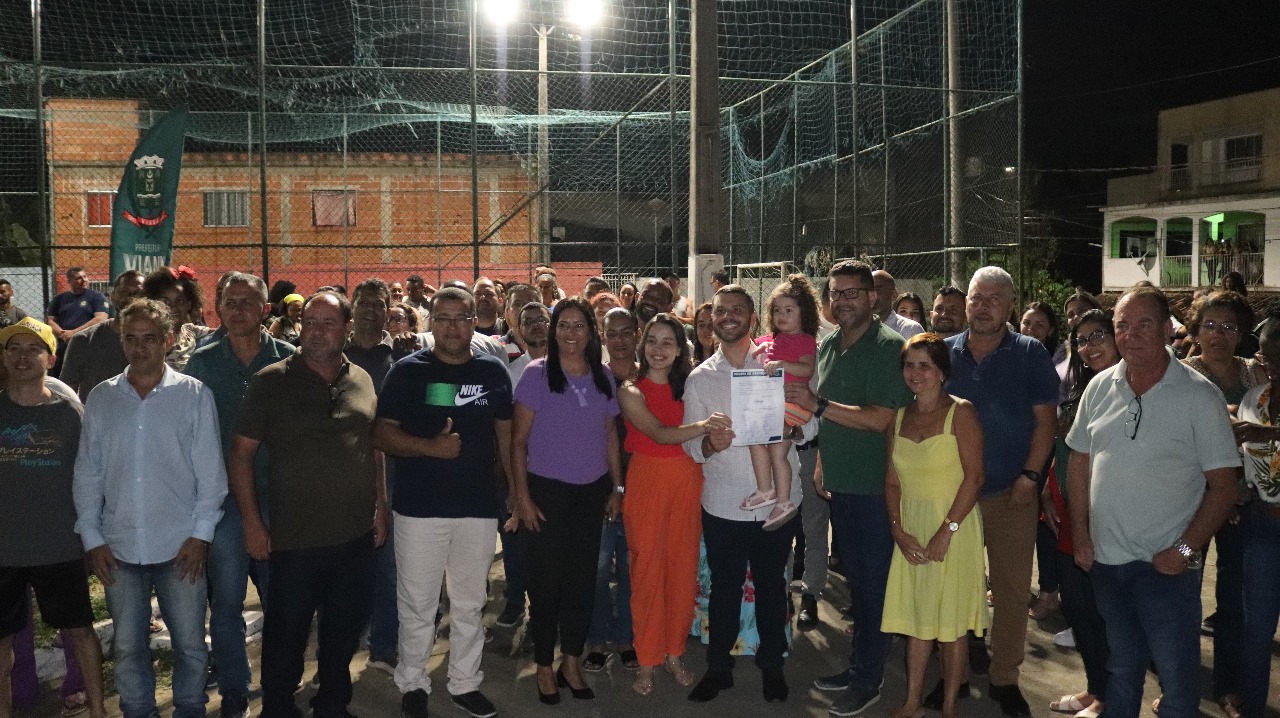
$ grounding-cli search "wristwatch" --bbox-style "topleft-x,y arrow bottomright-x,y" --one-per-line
614,485 -> 626,495
1019,469 -> 1042,483
814,396 -> 830,418
1172,538 -> 1203,570
944,517 -> 960,533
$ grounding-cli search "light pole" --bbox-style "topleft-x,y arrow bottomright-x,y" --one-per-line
481,0 -> 603,268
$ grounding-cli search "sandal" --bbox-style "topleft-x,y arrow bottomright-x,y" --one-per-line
581,651 -> 612,673
618,648 -> 639,670
1050,695 -> 1088,713
740,489 -> 778,511
632,668 -> 655,696
762,501 -> 798,531
664,656 -> 695,687
61,692 -> 89,718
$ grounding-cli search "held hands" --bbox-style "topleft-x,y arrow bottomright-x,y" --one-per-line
704,425 -> 734,453
923,526 -> 952,562
699,412 -> 732,434
893,526 -> 929,565
514,493 -> 546,532
424,417 -> 462,459
174,538 -> 209,583
85,545 -> 118,586
783,383 -> 818,412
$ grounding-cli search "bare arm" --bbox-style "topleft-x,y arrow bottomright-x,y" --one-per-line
510,403 -> 545,531
942,401 -> 985,524
604,416 -> 624,520
371,417 -> 461,459
766,353 -> 815,379
618,382 -> 728,445
884,428 -> 926,564
229,434 -> 270,560
784,381 -> 895,432
1066,449 -> 1093,570
1151,466 -> 1239,575
495,417 -> 513,494
66,312 -> 108,336
1011,403 -> 1058,507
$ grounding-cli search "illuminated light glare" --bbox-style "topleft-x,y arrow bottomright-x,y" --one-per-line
481,0 -> 519,27
565,0 -> 604,27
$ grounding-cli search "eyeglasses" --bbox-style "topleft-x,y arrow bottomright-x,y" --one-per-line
433,315 -> 475,326
521,317 -> 550,327
1199,319 -> 1240,335
829,286 -> 873,301
1077,329 -> 1112,347
1124,395 -> 1142,440
329,386 -> 345,419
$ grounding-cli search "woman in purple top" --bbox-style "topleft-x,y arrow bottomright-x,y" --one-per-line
511,297 -> 624,705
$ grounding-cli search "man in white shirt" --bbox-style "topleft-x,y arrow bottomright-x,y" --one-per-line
681,285 -> 817,704
872,270 -> 923,339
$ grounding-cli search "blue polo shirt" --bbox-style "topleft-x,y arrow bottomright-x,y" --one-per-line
185,330 -> 296,511
944,330 -> 1059,496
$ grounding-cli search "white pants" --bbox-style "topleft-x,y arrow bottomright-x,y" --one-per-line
393,514 -> 498,696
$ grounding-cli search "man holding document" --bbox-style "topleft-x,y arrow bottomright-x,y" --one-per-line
681,285 -> 818,705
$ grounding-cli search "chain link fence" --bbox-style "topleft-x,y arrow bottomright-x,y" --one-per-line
0,0 -> 1020,316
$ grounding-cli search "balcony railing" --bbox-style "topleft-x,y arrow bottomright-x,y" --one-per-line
1158,253 -> 1263,287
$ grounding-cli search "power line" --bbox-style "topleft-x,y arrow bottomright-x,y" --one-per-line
1027,55 -> 1280,104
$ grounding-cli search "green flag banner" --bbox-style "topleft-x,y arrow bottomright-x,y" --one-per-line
109,107 -> 188,278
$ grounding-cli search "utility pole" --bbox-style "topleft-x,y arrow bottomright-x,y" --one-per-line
688,0 -> 722,306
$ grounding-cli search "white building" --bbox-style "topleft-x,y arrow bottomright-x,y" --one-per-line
1100,87 -> 1280,292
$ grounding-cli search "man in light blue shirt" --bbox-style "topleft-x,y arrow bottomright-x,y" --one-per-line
73,298 -> 227,718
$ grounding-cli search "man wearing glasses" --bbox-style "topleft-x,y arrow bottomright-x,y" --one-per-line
373,287 -> 513,718
228,291 -> 388,718
1066,285 -> 1239,718
783,260 -> 914,716
940,266 -> 1059,716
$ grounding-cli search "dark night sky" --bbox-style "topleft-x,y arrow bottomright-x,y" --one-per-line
1023,0 -> 1280,288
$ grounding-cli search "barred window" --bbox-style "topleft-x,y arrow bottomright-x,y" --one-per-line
86,191 -> 115,227
203,191 -> 250,227
312,190 -> 356,227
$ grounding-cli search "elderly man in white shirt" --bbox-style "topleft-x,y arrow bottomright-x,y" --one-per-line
681,285 -> 818,705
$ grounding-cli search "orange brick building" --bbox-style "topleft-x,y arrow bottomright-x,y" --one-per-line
44,99 -> 597,294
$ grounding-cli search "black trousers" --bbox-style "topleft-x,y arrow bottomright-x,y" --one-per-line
1056,550 -> 1109,699
526,473 -> 611,666
702,510 -> 796,673
260,531 -> 375,718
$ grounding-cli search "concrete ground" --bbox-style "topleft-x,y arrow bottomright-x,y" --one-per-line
19,542 -> 1280,718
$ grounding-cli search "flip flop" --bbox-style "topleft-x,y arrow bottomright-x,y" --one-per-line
61,692 -> 89,718
1050,695 -> 1088,713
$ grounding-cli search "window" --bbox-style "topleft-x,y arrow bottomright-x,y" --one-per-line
1169,143 -> 1189,190
203,191 -> 250,227
86,191 -> 115,227
1203,133 -> 1262,184
312,190 -> 356,227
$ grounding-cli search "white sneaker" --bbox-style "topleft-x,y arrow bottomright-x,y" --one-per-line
1053,628 -> 1076,648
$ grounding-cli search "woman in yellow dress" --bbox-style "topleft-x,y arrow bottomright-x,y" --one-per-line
882,333 -> 988,718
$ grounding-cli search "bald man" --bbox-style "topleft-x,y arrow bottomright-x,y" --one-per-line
871,270 -> 923,340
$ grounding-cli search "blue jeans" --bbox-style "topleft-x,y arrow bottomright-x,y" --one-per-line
1091,560 -> 1201,718
587,519 -> 633,645
207,503 -> 270,703
1241,504 -> 1280,718
105,559 -> 209,718
368,473 -> 397,659
261,532 -> 375,718
500,516 -> 528,609
829,492 -> 894,693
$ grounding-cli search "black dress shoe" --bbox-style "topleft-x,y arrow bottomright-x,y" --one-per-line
923,679 -> 970,710
967,633 -> 991,675
761,667 -> 788,702
797,594 -> 819,631
555,668 -> 594,700
687,670 -> 735,702
989,683 -> 1031,717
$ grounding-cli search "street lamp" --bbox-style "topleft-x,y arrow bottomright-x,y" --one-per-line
478,0 -> 604,265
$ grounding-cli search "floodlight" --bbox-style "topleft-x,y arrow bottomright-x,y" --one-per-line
565,0 -> 604,27
481,0 -> 520,27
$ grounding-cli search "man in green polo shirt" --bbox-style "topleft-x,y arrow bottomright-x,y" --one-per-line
785,260 -> 912,717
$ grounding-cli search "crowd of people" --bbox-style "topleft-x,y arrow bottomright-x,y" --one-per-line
0,258 -> 1276,718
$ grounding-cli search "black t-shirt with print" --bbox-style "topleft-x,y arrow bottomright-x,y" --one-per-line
377,349 -> 514,519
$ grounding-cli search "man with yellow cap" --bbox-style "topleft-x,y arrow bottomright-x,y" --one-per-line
0,318 -> 107,718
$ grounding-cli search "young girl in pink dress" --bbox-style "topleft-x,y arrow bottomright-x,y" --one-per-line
742,274 -> 821,530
